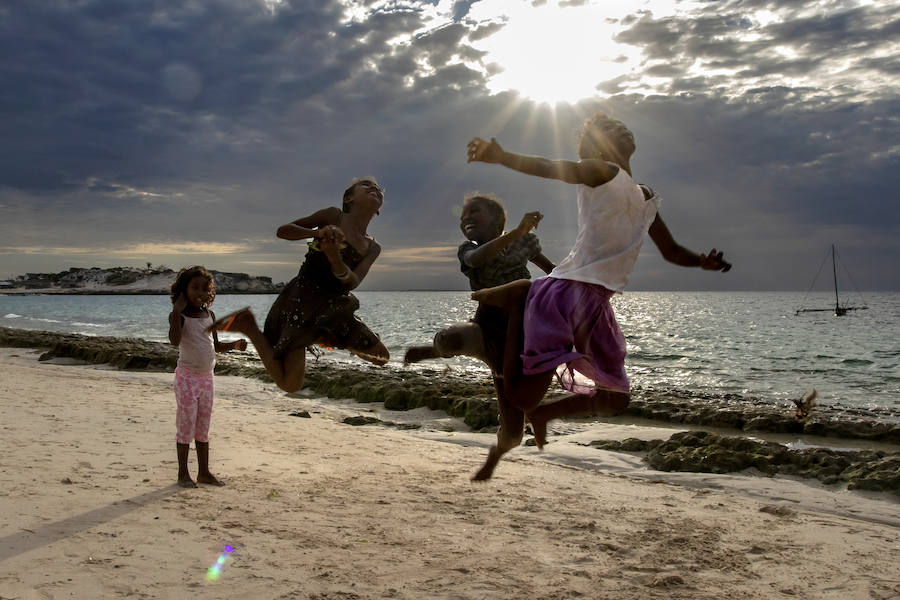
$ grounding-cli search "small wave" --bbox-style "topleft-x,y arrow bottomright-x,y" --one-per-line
841,359 -> 873,366
3,313 -> 22,318
71,321 -> 105,328
10,316 -> 64,324
630,352 -> 685,361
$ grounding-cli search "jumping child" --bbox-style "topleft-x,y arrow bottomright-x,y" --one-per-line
466,114 -> 731,479
403,193 -> 554,476
168,265 -> 247,488
209,178 -> 389,393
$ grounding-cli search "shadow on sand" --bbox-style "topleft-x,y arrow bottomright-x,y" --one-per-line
0,485 -> 182,563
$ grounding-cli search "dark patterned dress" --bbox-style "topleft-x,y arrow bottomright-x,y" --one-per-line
263,240 -> 380,358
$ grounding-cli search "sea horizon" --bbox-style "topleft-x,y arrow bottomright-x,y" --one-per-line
2,290 -> 897,417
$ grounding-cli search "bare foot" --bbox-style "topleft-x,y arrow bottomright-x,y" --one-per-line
471,446 -> 502,481
207,308 -> 254,334
527,414 -> 548,450
178,475 -> 197,488
353,349 -> 389,366
471,279 -> 531,308
197,472 -> 225,486
403,345 -> 437,365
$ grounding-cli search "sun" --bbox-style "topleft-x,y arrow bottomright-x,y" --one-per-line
468,2 -> 642,105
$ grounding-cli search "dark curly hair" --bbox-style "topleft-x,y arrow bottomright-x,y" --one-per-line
170,265 -> 216,308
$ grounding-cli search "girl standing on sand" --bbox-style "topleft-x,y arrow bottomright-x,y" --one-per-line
466,114 -> 731,479
209,178 -> 389,393
168,266 -> 247,488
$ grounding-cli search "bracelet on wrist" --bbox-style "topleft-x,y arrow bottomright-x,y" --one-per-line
334,268 -> 351,280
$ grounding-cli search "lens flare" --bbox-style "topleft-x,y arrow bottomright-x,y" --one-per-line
205,545 -> 234,582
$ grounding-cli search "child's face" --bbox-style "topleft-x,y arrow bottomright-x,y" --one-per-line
347,180 -> 384,214
460,200 -> 502,243
579,119 -> 635,160
185,276 -> 210,308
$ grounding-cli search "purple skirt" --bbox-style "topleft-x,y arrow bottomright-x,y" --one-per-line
521,277 -> 629,394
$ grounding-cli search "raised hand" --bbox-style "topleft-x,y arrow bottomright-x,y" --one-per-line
699,248 -> 732,272
319,235 -> 344,259
514,211 -> 543,235
467,137 -> 504,164
173,292 -> 188,314
315,224 -> 345,245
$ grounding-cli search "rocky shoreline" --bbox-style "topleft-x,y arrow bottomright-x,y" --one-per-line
2,326 -> 898,493
587,432 -> 899,495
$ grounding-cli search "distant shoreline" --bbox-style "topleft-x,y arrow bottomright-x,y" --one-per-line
0,288 -> 278,296
0,288 -> 471,295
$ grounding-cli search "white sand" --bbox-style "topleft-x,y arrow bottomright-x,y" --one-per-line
0,348 -> 898,599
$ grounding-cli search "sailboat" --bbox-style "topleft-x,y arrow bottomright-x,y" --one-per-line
795,244 -> 867,316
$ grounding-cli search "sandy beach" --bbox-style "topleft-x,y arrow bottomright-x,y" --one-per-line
1,348 -> 898,600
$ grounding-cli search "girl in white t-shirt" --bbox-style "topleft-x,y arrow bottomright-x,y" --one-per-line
168,266 -> 247,488
465,114 -> 731,480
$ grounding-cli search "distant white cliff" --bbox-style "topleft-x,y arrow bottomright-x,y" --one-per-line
1,267 -> 283,294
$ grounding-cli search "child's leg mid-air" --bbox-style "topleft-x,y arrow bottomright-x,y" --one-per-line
527,389 -> 629,449
470,279 -> 532,310
210,308 -> 307,393
467,279 -> 558,479
349,341 -> 390,366
509,278 -> 632,449
212,308 -> 389,391
471,379 -> 527,481
403,322 -> 488,364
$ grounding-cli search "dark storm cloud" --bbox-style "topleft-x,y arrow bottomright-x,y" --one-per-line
0,0 -> 487,193
1,0 -> 897,290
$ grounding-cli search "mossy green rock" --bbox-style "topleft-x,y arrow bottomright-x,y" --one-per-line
625,430 -> 899,494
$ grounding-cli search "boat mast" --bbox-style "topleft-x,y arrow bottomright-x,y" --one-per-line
832,244 -> 842,315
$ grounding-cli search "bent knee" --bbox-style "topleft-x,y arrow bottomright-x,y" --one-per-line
277,374 -> 305,394
433,329 -> 464,357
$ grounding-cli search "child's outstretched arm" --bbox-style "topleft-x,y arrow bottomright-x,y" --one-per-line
530,252 -> 556,275
276,207 -> 343,241
648,214 -> 731,271
467,137 -> 617,187
463,211 -> 543,268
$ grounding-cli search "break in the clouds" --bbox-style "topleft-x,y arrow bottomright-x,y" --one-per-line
1,0 -> 898,291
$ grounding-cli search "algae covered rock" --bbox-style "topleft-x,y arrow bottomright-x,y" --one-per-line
844,456 -> 900,493
599,429 -> 899,494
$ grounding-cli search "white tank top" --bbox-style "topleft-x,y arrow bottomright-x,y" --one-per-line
549,168 -> 659,291
177,314 -> 216,373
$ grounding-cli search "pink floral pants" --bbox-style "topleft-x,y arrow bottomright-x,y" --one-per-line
174,367 -> 214,444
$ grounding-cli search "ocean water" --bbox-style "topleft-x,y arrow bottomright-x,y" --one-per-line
1,291 -> 898,415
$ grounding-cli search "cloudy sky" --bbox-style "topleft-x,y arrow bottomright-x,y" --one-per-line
2,0 -> 898,291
